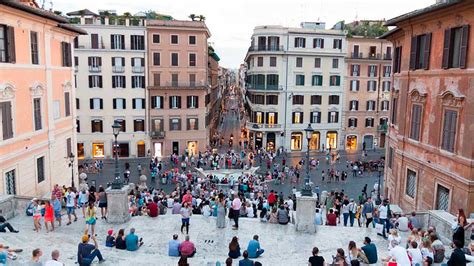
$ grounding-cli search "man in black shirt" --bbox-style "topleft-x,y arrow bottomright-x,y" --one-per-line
0,216 -> 18,233
448,240 -> 467,266
77,235 -> 105,265
308,247 -> 324,266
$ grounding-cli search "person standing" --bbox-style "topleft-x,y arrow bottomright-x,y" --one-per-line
78,189 -> 89,219
85,202 -> 97,236
65,187 -> 78,226
97,187 -> 107,220
362,198 -> 374,228
180,202 -> 192,234
51,194 -> 62,227
216,193 -> 226,229
231,192 -> 241,230
32,199 -> 42,232
44,201 -> 55,232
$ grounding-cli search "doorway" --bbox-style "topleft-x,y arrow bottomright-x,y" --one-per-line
154,143 -> 162,158
326,132 -> 338,150
172,141 -> 179,155
346,135 -> 357,150
137,141 -> 146,157
118,143 -> 130,157
363,135 -> 374,150
379,133 -> 386,148
187,141 -> 198,156
255,133 -> 263,149
309,132 -> 320,150
266,133 -> 275,152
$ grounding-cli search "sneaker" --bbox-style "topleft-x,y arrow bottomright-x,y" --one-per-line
99,259 -> 106,264
12,230 -> 19,233
66,222 -> 71,226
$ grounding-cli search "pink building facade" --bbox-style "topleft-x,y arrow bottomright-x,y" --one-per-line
0,1 -> 84,196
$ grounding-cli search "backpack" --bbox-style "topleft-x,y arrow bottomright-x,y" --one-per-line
26,202 -> 34,216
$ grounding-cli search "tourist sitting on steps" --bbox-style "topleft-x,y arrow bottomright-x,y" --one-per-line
105,229 -> 115,247
179,235 -> 196,258
0,215 -> 19,233
77,235 -> 105,265
125,228 -> 144,251
239,250 -> 254,266
228,236 -> 241,259
360,237 -> 378,265
168,234 -> 181,257
115,229 -> 126,250
247,235 -> 264,258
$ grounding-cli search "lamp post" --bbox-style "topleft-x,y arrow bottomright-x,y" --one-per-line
376,162 -> 383,205
68,153 -> 75,188
111,120 -> 122,189
301,124 -> 314,196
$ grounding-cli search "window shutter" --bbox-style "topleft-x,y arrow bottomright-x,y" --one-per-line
449,111 -> 457,152
113,99 -> 116,109
112,57 -> 115,66
6,26 -> 16,63
442,29 -> 451,69
310,112 -> 313,123
335,112 -> 339,123
409,36 -> 417,70
110,35 -> 115,49
374,66 -> 378,77
122,57 -> 125,66
367,81 -> 370,91
354,119 -> 357,127
89,99 -> 94,109
123,99 -> 126,109
320,39 -> 324,48
356,80 -> 360,91
397,47 -> 402,73
327,112 -> 330,123
100,99 -> 103,109
187,96 -> 190,108
423,33 -> 432,70
98,76 -> 103,88
121,35 -> 125,49
131,58 -> 135,67
367,65 -> 371,76
1,102 -> 13,139
98,57 -> 102,66
459,25 -> 469,69
88,76 -> 92,87
195,97 -> 199,108
159,97 -> 163,108
65,92 -> 70,116
112,77 -> 116,88
292,112 -> 295,123
300,112 -> 304,123
151,96 -> 156,108
91,34 -> 98,49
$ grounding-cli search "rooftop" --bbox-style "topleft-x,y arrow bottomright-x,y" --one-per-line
385,0 -> 463,26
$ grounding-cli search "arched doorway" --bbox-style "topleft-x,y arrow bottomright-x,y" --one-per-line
326,131 -> 338,150
309,132 -> 320,150
137,140 -> 146,157
266,132 -> 275,152
363,135 -> 374,150
255,132 -> 263,149
346,135 -> 357,150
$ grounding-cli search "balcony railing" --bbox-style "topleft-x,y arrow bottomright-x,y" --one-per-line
383,53 -> 392,60
132,66 -> 144,73
368,53 -> 382,60
246,121 -> 282,130
246,83 -> 282,91
248,45 -> 284,52
151,81 -> 208,88
377,123 -> 388,133
112,66 -> 125,73
150,131 -> 165,139
89,66 -> 101,73
351,52 -> 363,58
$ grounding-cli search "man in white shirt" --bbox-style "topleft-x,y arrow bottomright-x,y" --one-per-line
396,214 -> 409,232
44,250 -> 63,266
378,200 -> 389,238
65,187 -> 77,226
231,192 -> 242,230
407,241 -> 423,266
383,240 -> 411,266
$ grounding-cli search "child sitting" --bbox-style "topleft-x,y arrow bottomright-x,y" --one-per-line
105,229 -> 115,247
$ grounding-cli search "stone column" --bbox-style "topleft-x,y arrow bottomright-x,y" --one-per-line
295,192 -> 318,233
106,185 -> 131,224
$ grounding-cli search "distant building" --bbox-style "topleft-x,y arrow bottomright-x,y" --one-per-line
244,22 -> 346,152
0,1 -> 85,196
69,10 -> 148,159
382,0 -> 474,213
147,20 -> 211,157
343,36 -> 392,151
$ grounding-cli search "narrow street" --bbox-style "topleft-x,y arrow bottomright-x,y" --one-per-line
216,86 -> 243,153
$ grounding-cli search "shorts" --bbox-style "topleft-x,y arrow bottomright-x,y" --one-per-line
78,202 -> 88,207
54,210 -> 61,219
67,206 -> 75,215
182,218 -> 190,224
86,218 -> 96,225
98,202 -> 107,208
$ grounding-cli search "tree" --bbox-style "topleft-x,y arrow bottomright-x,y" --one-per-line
345,20 -> 388,38
189,14 -> 196,21
123,12 -> 132,18
198,15 -> 206,22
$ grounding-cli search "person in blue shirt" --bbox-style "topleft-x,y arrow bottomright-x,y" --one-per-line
51,194 -> 62,227
239,250 -> 254,266
125,228 -> 143,251
314,209 -> 323,225
168,234 -> 181,257
247,235 -> 264,258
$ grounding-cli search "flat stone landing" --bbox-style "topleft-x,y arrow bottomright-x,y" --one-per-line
4,213 -> 393,265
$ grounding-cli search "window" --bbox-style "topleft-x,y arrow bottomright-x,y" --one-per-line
269,57 -> 277,67
90,34 -> 98,49
292,95 -> 304,105
436,185 -> 450,211
113,98 -> 126,110
36,156 -> 45,183
266,112 -> 278,124
152,34 -> 160,44
328,95 -> 340,105
349,100 -> 359,111
312,75 -> 323,86
351,64 -> 360,76
383,66 -> 392,77
254,112 -> 263,123
251,94 -> 264,104
291,133 -> 303,150
133,119 -> 145,132
296,75 -> 305,86
116,119 -> 126,132
170,118 -> 181,130
151,119 -> 163,132
381,100 -> 389,111
112,57 -> 125,72
171,74 -> 179,86
130,35 -> 145,50
187,118 -> 198,130
189,35 -> 196,45
257,57 -> 263,67
171,53 -> 179,66
409,33 -> 432,70
388,147 -> 394,169
368,65 -> 378,77
367,80 -> 376,92
382,81 -> 391,92
91,119 -> 103,133
365,118 -> 375,128
5,169 -> 16,195
409,104 -> 422,141
64,92 -> 71,117
0,24 -> 15,63
314,58 -> 321,68
310,95 -> 322,105
406,169 -> 417,198
153,73 -> 161,86
89,98 -> 103,110
266,95 -> 278,105
393,46 -> 403,73
266,74 -> 279,90
151,96 -> 164,109
366,100 -> 376,111
189,53 -> 196,66
171,35 -> 179,44
88,75 -> 103,88
296,57 -> 303,67
313,38 -> 324,48
385,46 -> 392,60
328,111 -> 339,123
332,58 -> 339,68
110,34 -> 125,49
88,56 -> 102,71
333,39 -> 342,49
66,138 -> 72,156
61,42 -> 72,67
112,75 -> 126,88
294,37 -> 306,48
131,57 -> 144,72
74,56 -> 78,67
169,96 -> 181,109
443,25 -> 469,69
0,101 -> 13,140
310,112 -> 321,123
292,112 -> 303,124
33,98 -> 42,130
350,80 -> 360,92
369,46 -> 377,58
76,98 -> 80,110
329,75 -> 340,86
132,76 -> 145,88
441,110 -> 457,152
132,98 -> 145,109
348,118 -> 357,128
30,31 -> 39,64
153,52 -> 160,66
187,96 -> 199,108
391,98 -> 398,125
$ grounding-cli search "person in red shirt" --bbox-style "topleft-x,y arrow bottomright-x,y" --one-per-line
182,190 -> 193,205
268,190 -> 276,207
326,209 -> 337,226
179,235 -> 196,257
146,199 -> 158,218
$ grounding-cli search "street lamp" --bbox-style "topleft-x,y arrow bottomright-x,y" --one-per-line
301,124 -> 314,196
68,153 -> 75,188
111,120 -> 122,189
376,162 -> 384,205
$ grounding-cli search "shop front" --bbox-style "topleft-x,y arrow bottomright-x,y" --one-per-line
154,142 -> 163,158
309,132 -> 320,150
137,141 -> 146,157
92,143 -> 105,158
187,141 -> 198,156
326,132 -> 338,150
291,132 -> 302,151
266,132 -> 276,152
255,132 -> 263,149
346,135 -> 357,150
77,143 -> 85,159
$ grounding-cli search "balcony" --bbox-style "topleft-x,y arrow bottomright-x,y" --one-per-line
150,81 -> 208,89
112,66 -> 125,73
246,121 -> 282,131
383,53 -> 392,60
246,83 -> 282,91
132,66 -> 144,73
351,52 -> 363,58
89,66 -> 101,73
368,53 -> 382,60
248,45 -> 284,52
150,131 -> 165,139
377,123 -> 388,133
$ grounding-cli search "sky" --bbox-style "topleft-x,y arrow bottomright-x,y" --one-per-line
51,0 -> 435,68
